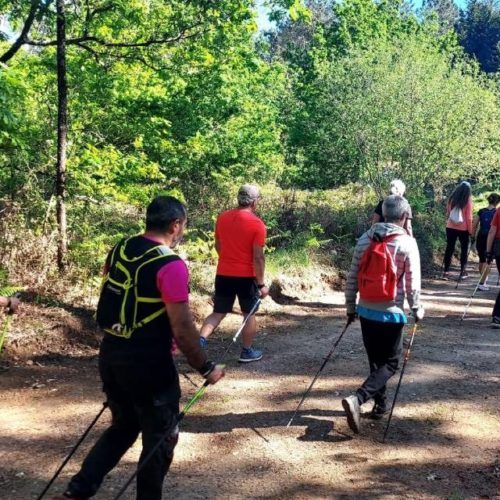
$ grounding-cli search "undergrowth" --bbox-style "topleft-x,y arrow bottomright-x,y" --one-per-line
0,182 -> 461,306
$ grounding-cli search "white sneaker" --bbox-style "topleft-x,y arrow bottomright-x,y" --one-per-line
478,284 -> 490,291
342,395 -> 361,434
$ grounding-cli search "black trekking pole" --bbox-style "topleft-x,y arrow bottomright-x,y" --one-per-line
460,264 -> 491,323
286,316 -> 354,428
112,298 -> 261,500
455,243 -> 473,289
382,322 -> 418,443
37,402 -> 108,500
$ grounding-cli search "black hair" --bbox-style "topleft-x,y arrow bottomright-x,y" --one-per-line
487,193 -> 500,205
146,196 -> 186,232
449,182 -> 471,210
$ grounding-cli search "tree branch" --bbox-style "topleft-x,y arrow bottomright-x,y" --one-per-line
0,0 -> 43,64
26,22 -> 204,49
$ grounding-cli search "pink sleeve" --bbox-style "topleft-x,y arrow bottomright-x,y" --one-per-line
253,221 -> 267,247
156,259 -> 189,304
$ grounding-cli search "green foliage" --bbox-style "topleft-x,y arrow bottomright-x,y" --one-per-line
0,0 -> 498,286
457,0 -> 500,73
279,31 -> 499,194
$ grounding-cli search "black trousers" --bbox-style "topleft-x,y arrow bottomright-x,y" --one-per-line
68,345 -> 180,500
356,317 -> 403,406
444,228 -> 470,272
493,291 -> 500,319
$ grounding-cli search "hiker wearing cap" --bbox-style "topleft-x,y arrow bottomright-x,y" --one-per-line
57,196 -> 224,500
472,193 -> 500,291
372,180 -> 413,237
486,206 -> 500,328
200,184 -> 268,362
442,181 -> 473,280
343,195 -> 424,434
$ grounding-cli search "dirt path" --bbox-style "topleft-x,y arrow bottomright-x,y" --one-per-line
1,267 -> 499,499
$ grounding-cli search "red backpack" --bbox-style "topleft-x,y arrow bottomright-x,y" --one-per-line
358,234 -> 398,302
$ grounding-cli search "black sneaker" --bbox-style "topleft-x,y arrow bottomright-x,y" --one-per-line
368,403 -> 388,420
492,316 -> 500,329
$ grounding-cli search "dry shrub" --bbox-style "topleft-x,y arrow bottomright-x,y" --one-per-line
0,203 -> 59,290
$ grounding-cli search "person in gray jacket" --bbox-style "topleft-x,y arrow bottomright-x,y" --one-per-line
343,195 -> 424,434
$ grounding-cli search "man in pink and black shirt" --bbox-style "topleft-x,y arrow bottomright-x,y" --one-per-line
59,196 -> 224,500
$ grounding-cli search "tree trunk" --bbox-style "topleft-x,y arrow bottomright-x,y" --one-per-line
56,0 -> 68,271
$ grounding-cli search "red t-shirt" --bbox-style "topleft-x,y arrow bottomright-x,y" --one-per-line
215,208 -> 266,277
491,208 -> 500,238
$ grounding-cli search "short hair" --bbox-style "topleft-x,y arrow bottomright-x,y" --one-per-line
237,184 -> 260,207
389,179 -> 406,196
382,195 -> 410,223
487,192 -> 500,205
146,196 -> 186,232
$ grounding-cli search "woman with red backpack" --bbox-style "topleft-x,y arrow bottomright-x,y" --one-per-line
472,193 -> 500,290
442,181 -> 473,280
343,195 -> 424,434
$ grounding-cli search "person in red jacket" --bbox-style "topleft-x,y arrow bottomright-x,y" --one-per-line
442,181 -> 473,280
200,184 -> 269,362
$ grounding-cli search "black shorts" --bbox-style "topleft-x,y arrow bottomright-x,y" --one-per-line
476,233 -> 488,263
213,275 -> 260,314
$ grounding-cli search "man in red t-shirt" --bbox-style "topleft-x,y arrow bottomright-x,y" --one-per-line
200,184 -> 269,362
486,207 -> 500,327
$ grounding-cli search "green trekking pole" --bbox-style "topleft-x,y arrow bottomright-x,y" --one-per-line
112,369 -> 222,500
113,299 -> 261,499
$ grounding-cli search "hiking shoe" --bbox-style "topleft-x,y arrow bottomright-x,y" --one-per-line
368,402 -> 388,420
342,395 -> 361,434
199,337 -> 208,349
441,272 -> 450,280
459,272 -> 469,280
238,347 -> 263,363
492,317 -> 500,329
478,284 -> 490,291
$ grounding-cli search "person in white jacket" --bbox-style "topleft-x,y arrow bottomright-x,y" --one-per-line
343,195 -> 424,434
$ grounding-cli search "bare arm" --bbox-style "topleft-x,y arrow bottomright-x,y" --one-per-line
486,224 -> 497,254
253,244 -> 265,284
471,215 -> 479,238
253,244 -> 269,298
166,302 -> 207,371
